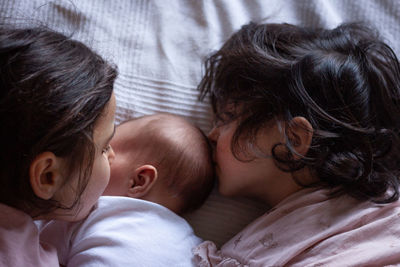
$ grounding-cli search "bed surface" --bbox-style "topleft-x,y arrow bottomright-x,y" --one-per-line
2,0 -> 400,246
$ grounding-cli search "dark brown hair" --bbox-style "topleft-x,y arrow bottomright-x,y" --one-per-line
0,26 -> 117,216
199,22 -> 400,203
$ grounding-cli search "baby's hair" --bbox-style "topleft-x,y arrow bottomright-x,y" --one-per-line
0,26 -> 117,216
123,114 -> 214,214
199,22 -> 400,203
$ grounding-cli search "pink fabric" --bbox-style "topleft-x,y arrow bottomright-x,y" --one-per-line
0,204 -> 59,267
194,188 -> 400,266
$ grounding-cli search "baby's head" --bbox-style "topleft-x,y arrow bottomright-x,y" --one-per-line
200,22 -> 400,204
103,113 -> 214,214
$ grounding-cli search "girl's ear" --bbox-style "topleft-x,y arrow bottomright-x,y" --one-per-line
127,165 -> 158,199
286,116 -> 313,159
29,152 -> 64,200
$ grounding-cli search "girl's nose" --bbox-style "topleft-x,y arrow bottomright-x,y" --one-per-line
108,145 -> 116,165
207,126 -> 219,142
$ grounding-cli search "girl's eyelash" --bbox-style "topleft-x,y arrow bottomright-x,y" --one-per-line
213,113 -> 233,127
102,145 -> 111,154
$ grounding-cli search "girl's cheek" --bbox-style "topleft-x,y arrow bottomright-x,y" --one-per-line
97,155 -> 111,187
105,157 -> 112,180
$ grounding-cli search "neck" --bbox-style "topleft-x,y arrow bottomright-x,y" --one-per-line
260,168 -> 313,207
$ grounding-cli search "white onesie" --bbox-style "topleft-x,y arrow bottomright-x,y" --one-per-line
37,196 -> 201,267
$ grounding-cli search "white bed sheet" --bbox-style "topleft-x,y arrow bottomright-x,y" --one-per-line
1,0 -> 400,247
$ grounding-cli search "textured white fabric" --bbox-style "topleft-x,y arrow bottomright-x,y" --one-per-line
38,196 -> 201,266
2,0 -> 400,246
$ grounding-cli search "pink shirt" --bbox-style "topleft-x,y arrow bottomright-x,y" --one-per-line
194,187 -> 400,266
0,204 -> 58,267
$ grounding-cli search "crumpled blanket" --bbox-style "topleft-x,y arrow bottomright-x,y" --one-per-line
194,187 -> 400,267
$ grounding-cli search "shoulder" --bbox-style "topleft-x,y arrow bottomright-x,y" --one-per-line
209,188 -> 400,266
67,196 -> 202,266
91,196 -> 191,226
0,204 -> 59,267
77,196 -> 200,242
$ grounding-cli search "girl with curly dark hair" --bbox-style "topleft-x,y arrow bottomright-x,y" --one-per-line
194,22 -> 400,266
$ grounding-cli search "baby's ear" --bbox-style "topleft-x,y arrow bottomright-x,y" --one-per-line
286,116 -> 313,159
127,165 -> 158,199
29,152 -> 64,200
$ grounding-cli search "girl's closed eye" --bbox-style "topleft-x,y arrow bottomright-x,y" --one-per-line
213,112 -> 234,128
213,118 -> 223,128
102,144 -> 112,154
